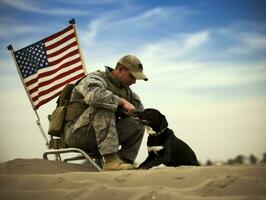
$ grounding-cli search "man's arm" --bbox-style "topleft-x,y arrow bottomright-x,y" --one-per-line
118,98 -> 136,116
75,73 -> 120,112
75,73 -> 136,115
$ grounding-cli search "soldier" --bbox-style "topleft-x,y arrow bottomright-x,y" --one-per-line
64,55 -> 148,170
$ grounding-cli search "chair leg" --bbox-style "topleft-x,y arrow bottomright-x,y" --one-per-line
95,158 -> 104,168
63,155 -> 85,162
43,148 -> 102,171
55,153 -> 62,161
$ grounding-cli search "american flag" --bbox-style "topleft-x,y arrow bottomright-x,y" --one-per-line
14,25 -> 86,109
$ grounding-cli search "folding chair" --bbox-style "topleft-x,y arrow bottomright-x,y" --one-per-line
42,84 -> 104,172
43,134 -> 103,172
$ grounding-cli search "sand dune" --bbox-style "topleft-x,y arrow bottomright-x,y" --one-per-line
0,159 -> 265,200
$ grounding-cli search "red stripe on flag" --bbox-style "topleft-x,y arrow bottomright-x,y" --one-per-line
47,49 -> 80,66
47,41 -> 78,58
25,56 -> 81,87
32,72 -> 85,103
45,32 -> 76,51
45,25 -> 73,42
28,65 -> 83,94
34,91 -> 61,109
40,57 -> 81,78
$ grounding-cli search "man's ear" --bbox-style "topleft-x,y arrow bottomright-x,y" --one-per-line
160,114 -> 168,131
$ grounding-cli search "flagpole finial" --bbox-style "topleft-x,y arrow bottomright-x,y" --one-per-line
7,45 -> 13,51
69,19 -> 76,25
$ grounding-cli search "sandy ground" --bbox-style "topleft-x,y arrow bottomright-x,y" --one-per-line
0,158 -> 265,200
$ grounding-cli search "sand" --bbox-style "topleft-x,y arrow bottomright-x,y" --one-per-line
0,159 -> 265,200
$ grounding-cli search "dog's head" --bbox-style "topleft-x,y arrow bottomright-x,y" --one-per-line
135,108 -> 168,133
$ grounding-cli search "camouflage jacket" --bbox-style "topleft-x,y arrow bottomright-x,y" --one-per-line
70,66 -> 143,131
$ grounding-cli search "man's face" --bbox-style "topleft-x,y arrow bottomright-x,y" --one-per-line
119,68 -> 136,87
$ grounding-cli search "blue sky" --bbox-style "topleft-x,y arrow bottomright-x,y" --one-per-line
0,0 -> 265,164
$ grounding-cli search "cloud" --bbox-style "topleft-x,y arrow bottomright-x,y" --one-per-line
183,31 -> 209,49
216,23 -> 266,55
226,34 -> 266,55
179,62 -> 266,89
79,5 -> 197,46
1,0 -> 89,15
141,31 -> 210,63
0,21 -> 53,39
76,6 -> 201,72
55,0 -> 132,6
80,7 -> 167,44
140,60 -> 266,97
117,7 -> 164,23
78,6 -> 191,66
80,18 -> 104,46
76,7 -> 266,104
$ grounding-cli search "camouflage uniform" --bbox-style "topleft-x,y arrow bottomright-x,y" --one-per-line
64,66 -> 145,163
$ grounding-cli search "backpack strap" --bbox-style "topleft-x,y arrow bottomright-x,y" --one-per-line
56,75 -> 86,106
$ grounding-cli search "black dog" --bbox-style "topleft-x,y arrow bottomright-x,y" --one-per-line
135,108 -> 199,169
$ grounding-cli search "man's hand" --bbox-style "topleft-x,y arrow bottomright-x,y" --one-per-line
119,98 -> 136,116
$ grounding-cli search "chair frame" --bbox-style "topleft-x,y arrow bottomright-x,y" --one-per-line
43,136 -> 103,172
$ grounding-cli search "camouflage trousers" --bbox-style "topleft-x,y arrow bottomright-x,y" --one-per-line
64,109 -> 145,163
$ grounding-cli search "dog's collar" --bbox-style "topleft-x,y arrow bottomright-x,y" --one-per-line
157,127 -> 167,135
146,125 -> 168,136
151,127 -> 167,136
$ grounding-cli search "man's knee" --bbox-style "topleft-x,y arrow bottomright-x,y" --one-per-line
65,122 -> 98,151
92,109 -> 115,131
92,109 -> 119,154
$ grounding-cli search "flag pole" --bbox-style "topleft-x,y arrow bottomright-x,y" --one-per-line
7,45 -> 49,149
69,19 -> 88,75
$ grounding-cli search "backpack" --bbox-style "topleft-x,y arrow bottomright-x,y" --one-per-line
48,84 -> 76,137
48,77 -> 86,137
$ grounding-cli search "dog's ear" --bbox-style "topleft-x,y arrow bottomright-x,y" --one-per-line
160,114 -> 168,131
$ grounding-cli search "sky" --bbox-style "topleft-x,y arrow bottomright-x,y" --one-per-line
0,0 -> 265,164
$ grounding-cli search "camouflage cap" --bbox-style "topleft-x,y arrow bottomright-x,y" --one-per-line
117,55 -> 148,81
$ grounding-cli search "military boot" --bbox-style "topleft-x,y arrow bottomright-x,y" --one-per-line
103,153 -> 133,171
